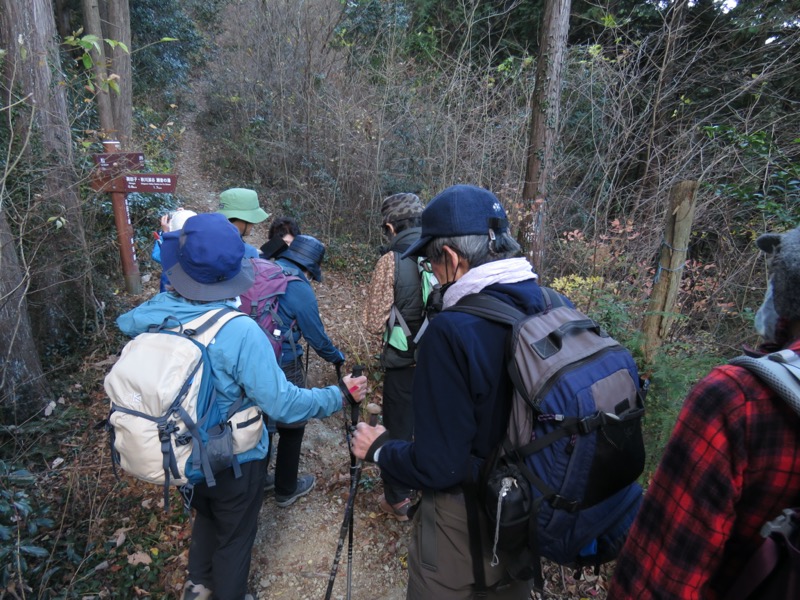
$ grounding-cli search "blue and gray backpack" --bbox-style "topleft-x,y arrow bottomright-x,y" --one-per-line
448,288 -> 646,590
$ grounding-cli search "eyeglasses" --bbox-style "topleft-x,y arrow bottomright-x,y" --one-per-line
420,259 -> 433,273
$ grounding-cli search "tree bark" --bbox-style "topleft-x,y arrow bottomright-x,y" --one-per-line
641,180 -> 698,364
520,0 -> 571,274
104,0 -> 132,147
0,210 -> 51,422
0,0 -> 93,381
82,0 -> 116,137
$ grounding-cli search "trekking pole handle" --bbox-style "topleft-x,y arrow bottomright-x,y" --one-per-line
366,403 -> 381,427
350,365 -> 365,425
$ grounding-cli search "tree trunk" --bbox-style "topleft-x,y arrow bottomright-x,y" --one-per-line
104,0 -> 132,147
520,0 -> 571,274
0,210 -> 51,422
82,0 -> 116,137
641,180 -> 698,364
0,0 -> 93,373
633,0 -> 689,217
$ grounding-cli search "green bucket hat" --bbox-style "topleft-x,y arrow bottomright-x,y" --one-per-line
217,188 -> 270,224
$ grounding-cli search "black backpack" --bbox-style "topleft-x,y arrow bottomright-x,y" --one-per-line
723,349 -> 800,600
448,289 -> 646,590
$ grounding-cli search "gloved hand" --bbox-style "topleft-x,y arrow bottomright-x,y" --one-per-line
332,350 -> 346,367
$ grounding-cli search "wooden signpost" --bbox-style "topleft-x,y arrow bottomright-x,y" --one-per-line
91,141 -> 178,295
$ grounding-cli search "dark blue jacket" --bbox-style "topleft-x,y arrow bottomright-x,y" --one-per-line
377,278 -> 563,491
275,258 -> 344,368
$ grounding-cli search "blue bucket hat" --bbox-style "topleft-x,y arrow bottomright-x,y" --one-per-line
280,234 -> 325,282
401,184 -> 509,259
163,213 -> 255,301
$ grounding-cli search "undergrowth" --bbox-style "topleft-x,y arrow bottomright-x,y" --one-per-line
0,373 -> 193,598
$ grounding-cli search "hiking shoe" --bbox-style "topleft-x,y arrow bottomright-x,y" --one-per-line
181,580 -> 212,600
264,473 -> 275,492
275,474 -> 315,507
379,494 -> 411,522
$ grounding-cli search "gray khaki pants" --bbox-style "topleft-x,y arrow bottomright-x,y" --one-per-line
406,490 -> 532,600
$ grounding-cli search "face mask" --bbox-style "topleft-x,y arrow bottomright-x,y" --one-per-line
426,284 -> 444,317
436,255 -> 460,306
232,296 -> 242,309
755,280 -> 778,342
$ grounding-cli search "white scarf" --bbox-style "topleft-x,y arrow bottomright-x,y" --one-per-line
442,257 -> 538,309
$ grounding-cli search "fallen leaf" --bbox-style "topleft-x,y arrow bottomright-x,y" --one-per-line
93,560 -> 110,572
127,551 -> 152,566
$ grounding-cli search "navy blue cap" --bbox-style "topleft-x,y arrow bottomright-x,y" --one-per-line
163,213 -> 254,301
400,184 -> 508,258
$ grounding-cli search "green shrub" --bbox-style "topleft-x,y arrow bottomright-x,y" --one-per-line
130,0 -> 207,104
0,463 -> 55,592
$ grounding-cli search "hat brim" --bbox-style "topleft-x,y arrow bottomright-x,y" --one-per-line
400,235 -> 432,259
166,258 -> 255,301
280,249 -> 324,282
218,207 -> 270,224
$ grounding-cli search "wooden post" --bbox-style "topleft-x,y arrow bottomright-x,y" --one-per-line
103,140 -> 141,294
641,180 -> 698,364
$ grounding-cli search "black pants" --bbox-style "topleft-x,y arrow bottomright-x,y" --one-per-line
187,457 -> 267,600
382,365 -> 415,504
267,360 -> 308,496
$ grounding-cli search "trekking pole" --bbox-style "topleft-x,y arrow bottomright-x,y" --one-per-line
324,401 -> 381,600
345,365 -> 363,600
346,403 -> 379,599
329,362 -> 362,597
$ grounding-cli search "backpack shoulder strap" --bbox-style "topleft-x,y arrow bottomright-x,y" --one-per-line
186,307 -> 239,337
177,308 -> 244,347
729,350 -> 800,417
447,292 -> 526,326
725,507 -> 800,600
540,286 -> 565,311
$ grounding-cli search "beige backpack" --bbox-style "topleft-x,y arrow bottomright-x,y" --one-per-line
105,308 -> 263,510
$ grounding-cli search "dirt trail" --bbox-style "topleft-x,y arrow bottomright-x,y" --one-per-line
172,79 -> 219,215
171,50 -> 410,600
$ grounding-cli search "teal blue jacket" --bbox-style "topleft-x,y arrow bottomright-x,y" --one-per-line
116,292 -> 342,465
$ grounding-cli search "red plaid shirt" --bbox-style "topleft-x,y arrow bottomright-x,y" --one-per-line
609,339 -> 800,599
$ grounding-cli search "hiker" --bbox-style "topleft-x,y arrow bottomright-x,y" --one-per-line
116,213 -> 367,600
608,226 -> 800,599
352,184 -> 555,598
262,216 -> 302,259
362,193 -> 426,521
217,187 -> 269,258
151,208 -> 197,292
266,234 -> 347,507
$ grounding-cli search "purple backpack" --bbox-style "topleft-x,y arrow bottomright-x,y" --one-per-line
239,258 -> 300,361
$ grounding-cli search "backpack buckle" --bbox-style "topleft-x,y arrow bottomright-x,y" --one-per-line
157,421 -> 178,442
761,508 -> 798,538
550,494 -> 580,513
578,412 -> 606,434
